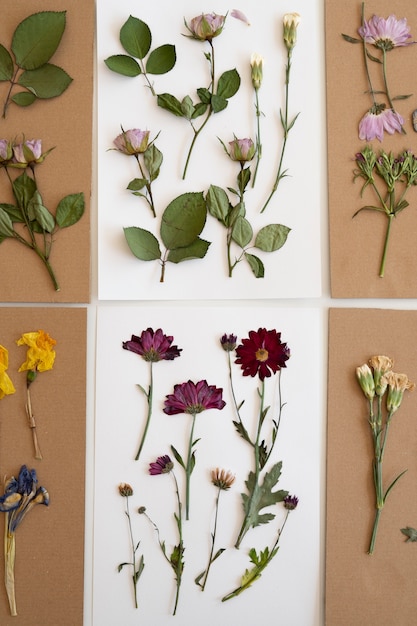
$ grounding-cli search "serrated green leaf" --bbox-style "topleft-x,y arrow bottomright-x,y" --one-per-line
245,253 -> 265,278
12,172 -> 36,210
0,203 -> 23,223
56,193 -> 85,228
231,216 -> 253,247
120,15 -> 151,59
144,144 -> 163,180
191,102 -> 208,119
157,93 -> 184,116
104,54 -> 141,77
216,68 -> 240,99
146,44 -> 176,74
127,178 -> 147,191
12,11 -> 66,70
206,185 -> 230,225
228,202 -> 246,228
255,224 -> 290,252
124,226 -> 161,260
18,64 -> 72,98
28,191 -> 55,232
211,94 -> 228,113
240,462 -> 288,530
0,207 -> 15,237
167,237 -> 210,263
0,44 -> 13,81
197,87 -> 211,104
11,91 -> 37,107
180,95 -> 195,120
161,192 -> 207,250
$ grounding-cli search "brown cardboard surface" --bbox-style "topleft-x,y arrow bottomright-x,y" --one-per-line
0,0 -> 93,302
327,308 -> 417,626
326,1 -> 417,297
0,307 -> 86,625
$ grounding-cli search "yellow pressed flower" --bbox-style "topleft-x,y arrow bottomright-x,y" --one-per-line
17,330 -> 56,372
0,345 -> 16,399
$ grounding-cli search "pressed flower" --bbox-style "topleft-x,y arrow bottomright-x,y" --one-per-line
123,328 -> 182,362
149,454 -> 174,475
113,129 -> 150,155
250,52 -> 263,91
164,380 -> 225,519
117,482 -> 144,608
0,139 -> 13,164
10,139 -> 53,168
283,12 -> 301,51
231,10 -> 250,26
358,105 -> 404,142
0,465 -> 49,616
356,364 -> 375,400
381,371 -> 415,413
369,355 -> 393,396
227,137 -> 256,163
0,345 -> 15,399
220,333 -> 237,352
235,328 -> 290,380
284,494 -> 299,510
211,468 -> 235,490
185,13 -> 226,41
358,14 -> 414,50
123,329 -> 181,460
118,482 -> 133,497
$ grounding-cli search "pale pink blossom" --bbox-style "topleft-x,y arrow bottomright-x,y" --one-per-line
359,107 -> 404,142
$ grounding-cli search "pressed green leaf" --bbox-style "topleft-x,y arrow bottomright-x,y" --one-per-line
241,462 -> 288,530
0,207 -> 15,237
167,238 -> 210,263
197,87 -> 211,104
12,11 -> 66,70
124,226 -> 161,260
216,68 -> 240,99
32,201 -> 55,232
170,444 -> 185,469
228,202 -> 246,228
120,15 -> 151,59
231,216 -> 253,247
146,44 -> 176,74
11,91 -> 37,107
255,224 -> 290,252
12,172 -> 36,209
18,64 -> 72,98
161,192 -> 207,250
191,102 -> 208,119
245,253 -> 264,278
144,144 -> 163,180
180,95 -> 195,120
0,203 -> 23,223
211,94 -> 228,113
206,184 -> 230,225
157,93 -> 184,116
0,44 -> 13,81
127,178 -> 147,192
104,54 -> 141,77
56,193 -> 85,228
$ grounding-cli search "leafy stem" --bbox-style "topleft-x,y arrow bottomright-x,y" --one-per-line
135,363 -> 153,460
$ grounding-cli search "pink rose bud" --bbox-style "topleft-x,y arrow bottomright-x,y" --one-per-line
186,13 -> 226,40
113,129 -> 150,155
228,137 -> 256,162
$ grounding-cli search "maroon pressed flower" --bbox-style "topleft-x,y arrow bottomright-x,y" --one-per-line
149,455 -> 174,475
220,333 -> 237,352
163,380 -> 226,415
235,328 -> 290,380
122,328 -> 182,362
284,494 -> 299,510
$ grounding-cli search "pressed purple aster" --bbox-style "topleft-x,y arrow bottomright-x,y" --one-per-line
358,14 -> 414,51
220,333 -> 237,352
163,380 -> 226,415
123,328 -> 182,362
149,455 -> 174,475
284,494 -> 299,510
235,328 -> 290,380
359,105 -> 404,142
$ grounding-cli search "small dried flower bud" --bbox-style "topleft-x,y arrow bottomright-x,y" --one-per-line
228,137 -> 256,163
113,129 -> 150,155
0,139 -> 13,163
381,371 -> 415,413
250,53 -> 264,90
356,364 -> 375,400
11,139 -> 52,168
138,506 -> 146,514
220,333 -> 237,352
118,483 -> 133,497
211,468 -> 235,490
186,13 -> 226,41
369,355 -> 393,396
283,13 -> 300,51
284,494 -> 299,510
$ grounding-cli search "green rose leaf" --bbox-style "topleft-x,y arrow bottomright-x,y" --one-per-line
127,178 -> 147,192
161,192 -> 207,250
157,93 -> 184,117
180,95 -> 195,120
206,185 -> 230,225
144,145 -> 163,180
0,207 -> 15,237
254,224 -> 291,252
191,102 -> 208,119
18,64 -> 72,99
211,94 -> 228,114
232,216 -> 253,248
196,87 -> 211,105
104,54 -> 141,77
12,11 -> 67,70
124,226 -> 161,261
146,44 -> 176,75
12,172 -> 36,210
228,201 -> 246,228
245,252 -> 265,278
167,238 -> 210,263
216,68 -> 240,99
120,16 -> 151,59
28,191 -> 55,232
0,203 -> 24,222
56,193 -> 85,228
11,91 -> 37,107
0,44 -> 13,81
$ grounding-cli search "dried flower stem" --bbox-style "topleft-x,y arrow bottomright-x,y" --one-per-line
4,526 -> 17,616
251,88 -> 262,187
25,386 -> 42,460
197,487 -> 223,591
135,364 -> 153,460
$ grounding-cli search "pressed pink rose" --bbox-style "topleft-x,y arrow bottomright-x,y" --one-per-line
113,129 -> 150,155
186,13 -> 226,41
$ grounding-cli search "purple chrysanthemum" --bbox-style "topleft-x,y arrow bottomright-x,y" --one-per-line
284,494 -> 299,510
149,455 -> 174,475
122,328 -> 182,362
359,106 -> 404,142
235,328 -> 290,380
358,14 -> 414,50
220,333 -> 237,352
163,380 -> 226,415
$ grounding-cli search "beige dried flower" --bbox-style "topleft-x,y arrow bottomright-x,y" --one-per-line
211,468 -> 235,490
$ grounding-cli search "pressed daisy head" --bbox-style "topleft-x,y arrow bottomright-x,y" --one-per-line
149,455 -> 174,475
123,328 -> 182,363
235,328 -> 290,380
163,380 -> 226,415
118,483 -> 134,497
358,14 -> 414,51
220,333 -> 237,352
211,468 -> 235,490
284,494 -> 299,510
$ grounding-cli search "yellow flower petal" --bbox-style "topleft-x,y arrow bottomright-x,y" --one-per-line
0,345 -> 15,399
17,330 -> 56,373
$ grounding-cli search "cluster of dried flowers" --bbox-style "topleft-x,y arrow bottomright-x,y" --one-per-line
118,326 -> 298,614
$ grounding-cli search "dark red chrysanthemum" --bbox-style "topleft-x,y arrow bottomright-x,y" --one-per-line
163,380 -> 226,415
122,328 -> 182,362
149,455 -> 174,475
284,494 -> 299,510
235,328 -> 290,380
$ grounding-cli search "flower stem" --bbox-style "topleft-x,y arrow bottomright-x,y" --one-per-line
379,213 -> 393,277
4,522 -> 17,616
125,497 -> 139,608
185,413 -> 197,520
135,364 -> 153,461
26,386 -> 43,460
382,49 -> 405,134
251,88 -> 262,188
368,505 -> 382,555
199,488 -> 221,591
